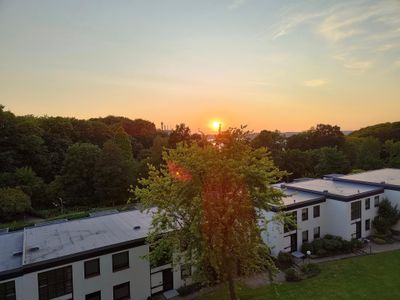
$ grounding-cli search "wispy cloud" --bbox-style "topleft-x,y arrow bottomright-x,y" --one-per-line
266,0 -> 400,72
303,79 -> 328,87
228,0 -> 247,10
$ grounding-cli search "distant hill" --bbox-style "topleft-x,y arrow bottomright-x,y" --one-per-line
349,122 -> 400,141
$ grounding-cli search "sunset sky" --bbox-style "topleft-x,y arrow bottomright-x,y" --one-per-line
1,0 -> 399,133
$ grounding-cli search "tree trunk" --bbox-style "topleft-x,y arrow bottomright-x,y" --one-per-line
227,270 -> 238,300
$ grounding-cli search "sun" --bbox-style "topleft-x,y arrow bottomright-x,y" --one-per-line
211,120 -> 221,131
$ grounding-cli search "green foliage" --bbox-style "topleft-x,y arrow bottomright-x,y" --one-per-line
300,263 -> 321,278
135,128 -> 285,300
177,283 -> 203,296
0,187 -> 31,220
59,143 -> 101,206
310,147 -> 351,177
94,140 -> 137,206
350,121 -> 400,142
372,198 -> 400,235
301,242 -> 313,254
251,130 -> 286,155
285,267 -> 302,282
383,140 -> 400,167
344,137 -> 383,170
277,251 -> 294,269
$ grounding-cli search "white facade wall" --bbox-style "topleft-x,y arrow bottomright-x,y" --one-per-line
384,189 -> 400,230
263,193 -> 385,256
1,244 -> 190,300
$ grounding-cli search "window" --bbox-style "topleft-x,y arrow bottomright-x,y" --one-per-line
85,258 -> 100,278
301,208 -> 308,221
374,196 -> 380,207
284,211 -> 297,233
365,198 -> 370,210
113,282 -> 130,300
351,201 -> 361,220
0,280 -> 16,300
38,266 -> 72,300
86,291 -> 101,300
181,264 -> 192,279
365,219 -> 371,231
313,227 -> 320,239
112,251 -> 129,272
313,205 -> 320,218
302,230 -> 308,243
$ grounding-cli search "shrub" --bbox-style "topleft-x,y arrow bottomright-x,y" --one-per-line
372,237 -> 386,244
277,251 -> 294,269
323,238 -> 342,252
341,240 -> 353,253
311,239 -> 324,253
300,263 -> 321,278
0,187 -> 31,220
350,239 -> 363,250
316,248 -> 328,256
285,267 -> 301,282
177,283 -> 202,296
324,234 -> 334,239
373,198 -> 400,235
301,242 -> 313,254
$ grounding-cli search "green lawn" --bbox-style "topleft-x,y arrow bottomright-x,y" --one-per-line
200,251 -> 400,300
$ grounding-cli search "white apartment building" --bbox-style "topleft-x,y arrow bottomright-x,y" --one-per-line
0,209 -> 192,300
262,168 -> 400,256
1,168 -> 400,299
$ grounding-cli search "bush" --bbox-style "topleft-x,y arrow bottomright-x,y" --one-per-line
300,263 -> 321,278
373,198 -> 400,235
177,283 -> 202,296
277,251 -> 294,269
316,248 -> 328,256
350,239 -> 363,250
0,187 -> 31,220
311,239 -> 324,253
301,242 -> 313,254
341,240 -> 353,253
323,238 -> 342,252
372,237 -> 386,244
285,267 -> 302,282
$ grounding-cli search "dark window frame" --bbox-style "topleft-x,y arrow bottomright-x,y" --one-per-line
365,219 -> 371,231
0,280 -> 16,300
86,291 -> 101,300
301,208 -> 308,221
313,205 -> 320,218
351,200 -> 361,220
365,198 -> 370,210
374,196 -> 380,207
313,226 -> 320,239
302,230 -> 308,243
84,258 -> 100,278
112,251 -> 130,272
38,266 -> 72,300
113,282 -> 130,300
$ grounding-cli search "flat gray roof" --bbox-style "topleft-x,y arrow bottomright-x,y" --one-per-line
23,209 -> 153,265
0,230 -> 24,273
280,188 -> 323,206
337,168 -> 400,187
286,179 -> 382,198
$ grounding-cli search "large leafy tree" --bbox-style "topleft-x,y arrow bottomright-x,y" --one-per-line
135,128 -> 284,300
58,143 -> 101,206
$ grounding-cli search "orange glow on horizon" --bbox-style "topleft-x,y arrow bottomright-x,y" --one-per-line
211,120 -> 222,132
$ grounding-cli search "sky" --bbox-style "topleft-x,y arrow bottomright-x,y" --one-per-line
0,0 -> 399,133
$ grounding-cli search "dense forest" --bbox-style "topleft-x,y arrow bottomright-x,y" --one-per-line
1,104 -> 400,220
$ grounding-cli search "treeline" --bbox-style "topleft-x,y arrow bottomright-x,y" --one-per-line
1,104 -> 399,219
252,124 -> 400,181
0,105 -> 202,219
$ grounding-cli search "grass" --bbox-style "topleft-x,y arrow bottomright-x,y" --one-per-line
200,251 -> 400,300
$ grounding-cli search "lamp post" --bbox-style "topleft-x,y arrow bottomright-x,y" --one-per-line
306,250 -> 311,264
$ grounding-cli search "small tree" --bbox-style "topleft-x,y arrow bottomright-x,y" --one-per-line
373,198 -> 400,235
135,128 -> 284,300
0,187 -> 31,220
